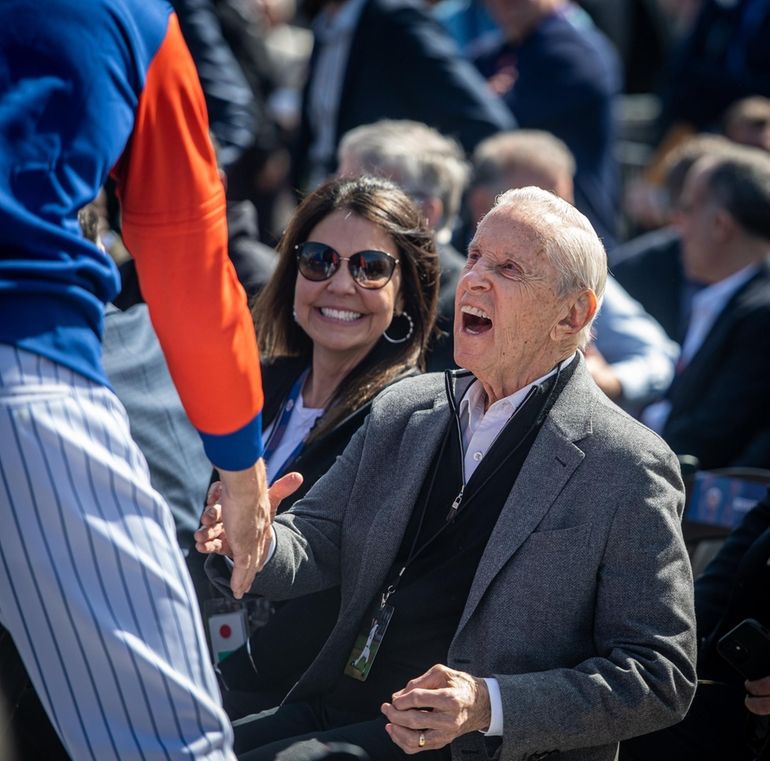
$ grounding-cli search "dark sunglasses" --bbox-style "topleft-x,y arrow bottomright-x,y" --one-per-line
295,241 -> 399,290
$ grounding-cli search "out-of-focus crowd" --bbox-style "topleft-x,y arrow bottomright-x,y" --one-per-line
3,1 -> 770,760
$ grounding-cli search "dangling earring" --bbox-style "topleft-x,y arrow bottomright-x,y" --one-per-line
383,311 -> 414,344
292,306 -> 298,323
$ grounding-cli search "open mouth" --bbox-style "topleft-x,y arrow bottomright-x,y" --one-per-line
319,307 -> 363,322
461,305 -> 493,334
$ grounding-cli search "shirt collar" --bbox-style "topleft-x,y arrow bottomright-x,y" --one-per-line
459,352 -> 576,428
691,263 -> 760,315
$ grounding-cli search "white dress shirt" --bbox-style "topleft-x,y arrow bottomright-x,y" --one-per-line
642,264 -> 759,433
456,355 -> 574,735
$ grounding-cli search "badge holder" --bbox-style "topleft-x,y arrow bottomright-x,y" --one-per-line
344,598 -> 395,681
205,597 -> 249,663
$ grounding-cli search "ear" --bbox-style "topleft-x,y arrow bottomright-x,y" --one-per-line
712,207 -> 737,243
552,289 -> 597,340
421,197 -> 444,231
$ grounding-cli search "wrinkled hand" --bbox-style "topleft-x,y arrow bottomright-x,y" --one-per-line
746,675 -> 770,715
195,481 -> 234,557
194,463 -> 302,599
381,664 -> 491,754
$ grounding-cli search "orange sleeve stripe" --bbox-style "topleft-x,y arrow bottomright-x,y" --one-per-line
114,13 -> 263,439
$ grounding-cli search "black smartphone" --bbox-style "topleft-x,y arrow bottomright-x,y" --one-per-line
717,618 -> 770,681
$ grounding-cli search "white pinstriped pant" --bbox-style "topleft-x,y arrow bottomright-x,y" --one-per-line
0,345 -> 235,761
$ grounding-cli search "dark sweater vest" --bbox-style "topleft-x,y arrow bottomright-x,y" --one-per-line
327,360 -> 576,717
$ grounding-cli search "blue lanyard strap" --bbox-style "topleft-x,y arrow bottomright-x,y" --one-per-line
263,369 -> 310,479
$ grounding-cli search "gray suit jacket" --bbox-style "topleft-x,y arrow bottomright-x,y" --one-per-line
213,358 -> 697,761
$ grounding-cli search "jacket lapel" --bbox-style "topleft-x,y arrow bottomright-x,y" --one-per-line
668,266 -> 768,413
456,360 -> 594,634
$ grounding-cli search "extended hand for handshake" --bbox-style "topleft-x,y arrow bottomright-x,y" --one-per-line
194,472 -> 494,752
197,467 -> 303,597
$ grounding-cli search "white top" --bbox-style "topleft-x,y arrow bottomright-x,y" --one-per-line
263,392 -> 324,484
680,264 -> 758,367
459,368 -> 556,483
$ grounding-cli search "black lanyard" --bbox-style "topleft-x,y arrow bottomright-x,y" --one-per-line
380,361 -> 565,607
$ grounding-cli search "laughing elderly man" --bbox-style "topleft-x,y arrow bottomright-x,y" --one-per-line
202,188 -> 697,761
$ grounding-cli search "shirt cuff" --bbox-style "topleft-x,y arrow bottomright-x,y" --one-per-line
224,527 -> 277,570
482,677 -> 503,736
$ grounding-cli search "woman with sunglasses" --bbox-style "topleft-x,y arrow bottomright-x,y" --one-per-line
213,175 -> 439,715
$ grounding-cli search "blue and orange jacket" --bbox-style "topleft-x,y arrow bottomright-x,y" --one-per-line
0,0 -> 263,469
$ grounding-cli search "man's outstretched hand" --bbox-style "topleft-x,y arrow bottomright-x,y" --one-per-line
195,461 -> 303,598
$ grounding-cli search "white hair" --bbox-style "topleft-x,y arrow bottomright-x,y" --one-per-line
493,187 -> 607,345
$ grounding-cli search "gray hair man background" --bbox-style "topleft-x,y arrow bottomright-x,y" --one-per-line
202,187 -> 696,761
338,119 -> 470,369
641,146 -> 770,468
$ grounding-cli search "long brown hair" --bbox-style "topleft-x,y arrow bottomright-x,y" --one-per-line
253,176 -> 440,441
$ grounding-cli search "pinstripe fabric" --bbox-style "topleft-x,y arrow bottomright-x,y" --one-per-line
0,345 -> 235,761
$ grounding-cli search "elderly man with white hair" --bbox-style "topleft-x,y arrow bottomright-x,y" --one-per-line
202,188 -> 697,761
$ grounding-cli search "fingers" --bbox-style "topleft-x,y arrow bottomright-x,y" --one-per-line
206,481 -> 223,507
200,502 -> 222,527
392,665 -> 449,702
194,521 -> 229,555
268,471 -> 304,514
384,722 -> 422,754
385,723 -> 448,754
391,687 -> 449,711
195,520 -> 224,542
381,702 -> 436,731
746,675 -> 770,694
195,537 -> 226,554
229,558 -> 257,600
746,676 -> 770,715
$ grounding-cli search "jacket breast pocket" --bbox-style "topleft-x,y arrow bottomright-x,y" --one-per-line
505,523 -> 596,615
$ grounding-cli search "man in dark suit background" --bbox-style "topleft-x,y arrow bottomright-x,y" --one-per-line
295,0 -> 514,190
621,488 -> 770,760
473,0 -> 621,246
610,134 -> 733,342
641,146 -> 770,469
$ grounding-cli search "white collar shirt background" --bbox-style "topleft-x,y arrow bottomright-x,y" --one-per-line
642,263 -> 761,434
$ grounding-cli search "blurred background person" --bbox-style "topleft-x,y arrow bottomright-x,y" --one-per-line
466,129 -> 678,414
473,0 -> 621,246
640,146 -> 770,469
611,134 -> 735,342
625,0 -> 770,232
211,176 -> 440,716
337,119 -> 470,370
294,0 -> 514,191
172,0 -> 292,242
723,95 -> 770,153
621,488 -> 770,761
